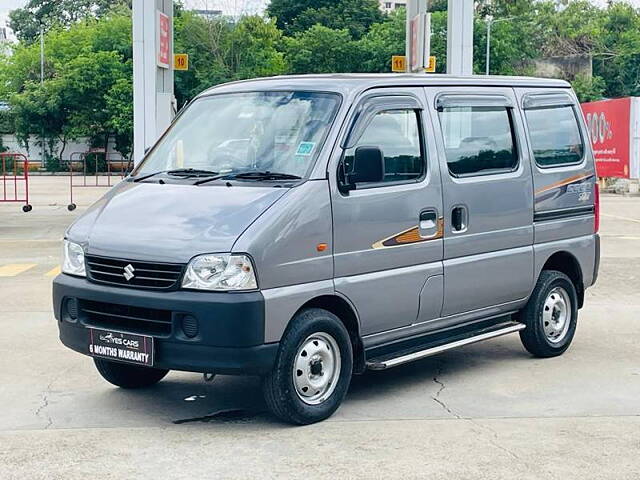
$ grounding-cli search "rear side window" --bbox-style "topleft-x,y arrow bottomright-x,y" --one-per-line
525,106 -> 584,167
438,106 -> 518,176
344,109 -> 424,184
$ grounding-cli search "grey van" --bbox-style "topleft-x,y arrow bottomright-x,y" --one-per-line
53,74 -> 600,424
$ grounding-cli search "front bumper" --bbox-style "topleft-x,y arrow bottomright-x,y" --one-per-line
53,274 -> 278,375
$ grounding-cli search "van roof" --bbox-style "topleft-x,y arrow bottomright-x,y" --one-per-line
200,73 -> 571,97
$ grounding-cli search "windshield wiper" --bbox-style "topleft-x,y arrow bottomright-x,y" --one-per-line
166,168 -> 219,177
194,170 -> 302,186
230,171 -> 302,180
132,168 -> 219,183
132,170 -> 164,182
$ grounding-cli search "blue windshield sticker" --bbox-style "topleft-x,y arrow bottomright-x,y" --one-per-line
296,142 -> 316,156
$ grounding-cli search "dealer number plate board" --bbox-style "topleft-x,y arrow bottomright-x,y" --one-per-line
88,328 -> 154,367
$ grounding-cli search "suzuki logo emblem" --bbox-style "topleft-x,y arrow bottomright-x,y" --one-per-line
123,264 -> 135,281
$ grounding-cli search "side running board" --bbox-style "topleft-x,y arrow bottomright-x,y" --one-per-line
366,321 -> 526,371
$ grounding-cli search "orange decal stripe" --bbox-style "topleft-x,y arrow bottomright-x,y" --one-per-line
395,227 -> 422,244
372,218 -> 444,249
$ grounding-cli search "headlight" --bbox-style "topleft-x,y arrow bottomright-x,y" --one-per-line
182,254 -> 257,291
62,239 -> 86,277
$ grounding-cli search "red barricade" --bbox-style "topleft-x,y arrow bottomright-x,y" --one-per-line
0,153 -> 32,212
67,151 -> 129,211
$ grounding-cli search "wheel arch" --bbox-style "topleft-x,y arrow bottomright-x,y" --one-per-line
539,251 -> 584,308
296,294 -> 366,374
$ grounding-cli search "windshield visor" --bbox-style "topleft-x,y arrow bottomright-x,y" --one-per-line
134,91 -> 341,179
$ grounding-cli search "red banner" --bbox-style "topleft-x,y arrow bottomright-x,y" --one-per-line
581,97 -> 631,178
157,12 -> 170,69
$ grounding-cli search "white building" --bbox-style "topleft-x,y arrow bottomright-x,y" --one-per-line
0,23 -> 12,56
379,0 -> 407,13
192,9 -> 223,18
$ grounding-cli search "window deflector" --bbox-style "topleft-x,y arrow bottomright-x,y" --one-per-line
435,94 -> 513,110
522,92 -> 575,110
342,95 -> 422,149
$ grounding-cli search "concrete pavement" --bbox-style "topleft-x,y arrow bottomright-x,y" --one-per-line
0,177 -> 638,479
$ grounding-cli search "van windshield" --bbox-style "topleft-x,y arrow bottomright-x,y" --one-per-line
133,91 -> 341,180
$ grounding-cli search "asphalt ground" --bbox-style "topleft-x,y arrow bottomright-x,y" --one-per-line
0,177 -> 638,479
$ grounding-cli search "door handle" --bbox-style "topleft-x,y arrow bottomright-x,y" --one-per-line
451,205 -> 468,233
419,209 -> 440,239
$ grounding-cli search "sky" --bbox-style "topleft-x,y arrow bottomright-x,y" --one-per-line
0,0 -> 26,27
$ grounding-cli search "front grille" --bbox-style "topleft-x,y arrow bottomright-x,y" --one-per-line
86,255 -> 184,290
80,299 -> 172,335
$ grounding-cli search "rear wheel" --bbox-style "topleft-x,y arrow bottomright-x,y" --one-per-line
94,358 -> 169,388
262,308 -> 353,425
518,270 -> 578,358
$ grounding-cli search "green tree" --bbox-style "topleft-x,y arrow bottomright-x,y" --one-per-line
427,0 -> 448,12
268,0 -> 383,38
61,51 -> 130,153
268,0 -> 332,33
174,13 -> 286,107
9,0 -> 130,43
173,11 -> 232,105
539,0 -> 603,57
9,80 -> 70,169
356,8 -> 405,72
105,77 -> 133,159
229,16 -> 287,81
594,3 -> 640,97
571,74 -> 606,102
283,25 -> 356,74
0,12 -> 133,164
429,11 -> 448,73
473,0 -> 555,75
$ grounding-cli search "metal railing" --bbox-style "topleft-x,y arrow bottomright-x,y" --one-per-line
67,151 -> 130,211
0,153 -> 32,212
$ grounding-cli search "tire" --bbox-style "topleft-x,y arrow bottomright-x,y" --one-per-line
518,270 -> 578,358
94,358 -> 169,389
262,308 -> 353,425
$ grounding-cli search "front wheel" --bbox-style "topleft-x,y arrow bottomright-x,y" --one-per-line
94,358 -> 169,388
518,270 -> 578,358
262,308 -> 353,425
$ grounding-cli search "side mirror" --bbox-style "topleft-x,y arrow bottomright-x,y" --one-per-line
351,146 -> 385,184
337,146 -> 385,194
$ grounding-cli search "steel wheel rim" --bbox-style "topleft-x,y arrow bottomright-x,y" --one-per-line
293,332 -> 341,406
542,286 -> 571,344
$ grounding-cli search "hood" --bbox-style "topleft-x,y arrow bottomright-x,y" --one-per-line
67,181 -> 288,263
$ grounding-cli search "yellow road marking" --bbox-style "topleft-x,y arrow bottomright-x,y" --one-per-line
0,263 -> 37,277
45,266 -> 61,277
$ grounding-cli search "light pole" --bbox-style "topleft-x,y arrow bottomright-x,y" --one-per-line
485,15 -> 492,75
40,24 -> 45,167
485,16 -> 513,75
